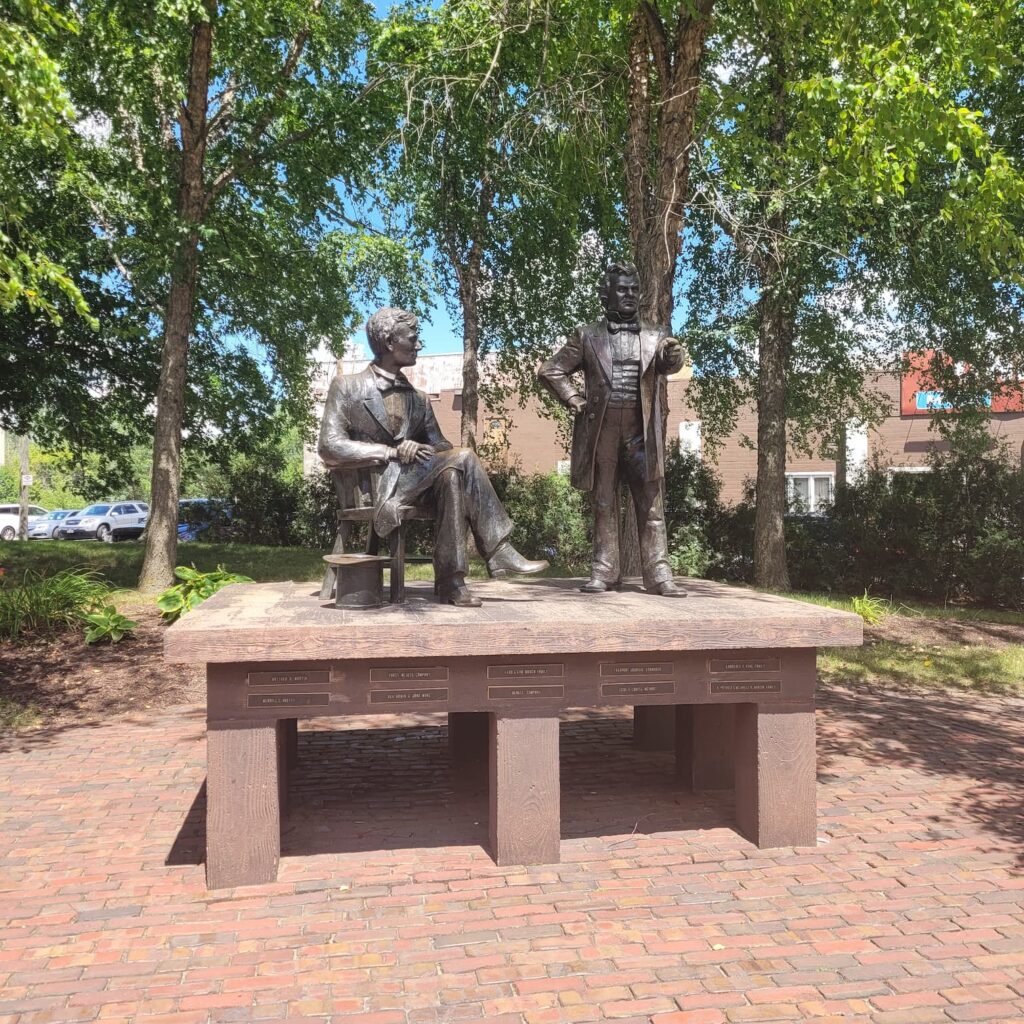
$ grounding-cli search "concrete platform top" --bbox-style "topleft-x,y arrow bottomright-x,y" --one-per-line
164,577 -> 863,664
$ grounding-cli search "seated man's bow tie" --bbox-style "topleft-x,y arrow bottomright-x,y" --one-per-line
608,320 -> 639,334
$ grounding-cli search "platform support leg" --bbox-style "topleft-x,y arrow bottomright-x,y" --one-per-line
633,704 -> 675,750
489,714 -> 560,866
206,722 -> 282,889
734,701 -> 816,849
449,711 -> 489,762
282,718 -> 299,770
676,705 -> 735,790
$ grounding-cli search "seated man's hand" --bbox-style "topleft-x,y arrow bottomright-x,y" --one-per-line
568,395 -> 587,414
396,440 -> 434,464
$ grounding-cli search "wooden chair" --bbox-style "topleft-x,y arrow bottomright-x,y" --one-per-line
320,467 -> 432,605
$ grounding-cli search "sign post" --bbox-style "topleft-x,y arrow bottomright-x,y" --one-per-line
17,436 -> 30,541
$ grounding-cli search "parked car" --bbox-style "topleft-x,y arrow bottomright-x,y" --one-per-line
60,501 -> 149,542
29,509 -> 81,540
0,503 -> 49,541
178,498 -> 232,541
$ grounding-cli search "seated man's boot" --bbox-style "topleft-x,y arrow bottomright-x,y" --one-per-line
437,573 -> 482,607
485,540 -> 549,578
580,578 -> 621,594
647,579 -> 688,598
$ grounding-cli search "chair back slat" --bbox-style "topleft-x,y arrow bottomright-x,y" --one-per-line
332,467 -> 377,511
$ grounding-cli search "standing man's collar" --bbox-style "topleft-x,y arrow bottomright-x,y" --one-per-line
607,318 -> 640,334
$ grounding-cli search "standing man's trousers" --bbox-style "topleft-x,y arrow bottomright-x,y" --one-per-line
590,403 -> 672,588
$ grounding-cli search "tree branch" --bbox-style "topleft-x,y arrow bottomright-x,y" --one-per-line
204,0 -> 323,198
206,74 -> 238,144
88,199 -> 164,313
639,0 -> 671,81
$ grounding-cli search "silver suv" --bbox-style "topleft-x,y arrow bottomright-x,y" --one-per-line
60,502 -> 149,542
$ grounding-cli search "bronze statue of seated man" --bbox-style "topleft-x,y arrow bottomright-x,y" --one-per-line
318,307 -> 548,607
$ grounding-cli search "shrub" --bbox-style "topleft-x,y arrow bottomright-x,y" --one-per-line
83,606 -> 139,644
851,591 -> 890,625
0,567 -> 110,641
782,421 -> 1024,607
292,470 -> 339,550
668,522 -> 715,577
490,467 -> 592,572
157,565 -> 254,622
963,530 -> 1024,611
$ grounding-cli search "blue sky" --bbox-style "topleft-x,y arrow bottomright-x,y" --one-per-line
358,1 -> 462,356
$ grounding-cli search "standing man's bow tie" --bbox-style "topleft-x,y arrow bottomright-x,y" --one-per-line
607,320 -> 639,334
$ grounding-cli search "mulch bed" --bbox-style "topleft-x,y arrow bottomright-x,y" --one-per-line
866,613 -> 1024,648
0,606 -> 202,728
2,607 -> 1022,730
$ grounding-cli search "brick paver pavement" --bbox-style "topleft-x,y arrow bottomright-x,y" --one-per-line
1,684 -> 1022,1024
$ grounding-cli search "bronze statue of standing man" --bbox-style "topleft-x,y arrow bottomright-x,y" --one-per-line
539,262 -> 687,597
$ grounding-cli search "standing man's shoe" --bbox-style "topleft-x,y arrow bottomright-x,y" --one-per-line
647,579 -> 688,598
579,578 -> 621,594
486,541 -> 549,577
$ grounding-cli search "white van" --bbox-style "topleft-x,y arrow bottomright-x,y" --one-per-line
0,504 -> 49,541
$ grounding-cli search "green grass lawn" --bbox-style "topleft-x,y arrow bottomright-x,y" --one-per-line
820,641 -> 1024,696
785,589 -> 1024,626
0,696 -> 42,730
0,539 -> 330,588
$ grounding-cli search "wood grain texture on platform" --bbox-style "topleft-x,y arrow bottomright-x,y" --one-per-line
165,577 -> 863,663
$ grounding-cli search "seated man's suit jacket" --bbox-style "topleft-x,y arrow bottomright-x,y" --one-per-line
317,366 -> 456,537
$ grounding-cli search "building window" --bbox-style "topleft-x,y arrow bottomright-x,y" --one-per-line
786,473 -> 833,514
678,420 -> 701,459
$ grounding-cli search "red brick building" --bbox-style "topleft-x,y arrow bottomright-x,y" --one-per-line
312,350 -> 1024,506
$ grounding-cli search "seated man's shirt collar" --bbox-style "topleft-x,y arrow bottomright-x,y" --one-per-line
370,363 -> 413,390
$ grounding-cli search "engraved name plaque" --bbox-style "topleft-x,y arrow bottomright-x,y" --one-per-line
487,664 -> 564,680
247,669 -> 330,687
708,657 -> 781,674
369,666 -> 449,683
601,681 -> 675,697
248,692 -> 330,708
599,661 -> 674,678
487,684 -> 565,700
710,680 -> 782,694
369,688 -> 449,705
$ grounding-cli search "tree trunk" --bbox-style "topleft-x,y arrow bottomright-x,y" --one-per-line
138,14 -> 213,592
460,273 -> 480,450
751,36 -> 794,592
753,287 -> 795,590
625,0 -> 714,326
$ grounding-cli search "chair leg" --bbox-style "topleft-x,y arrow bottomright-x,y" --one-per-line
390,524 -> 406,604
319,523 -> 349,600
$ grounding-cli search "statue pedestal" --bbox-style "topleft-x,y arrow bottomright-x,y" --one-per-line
166,578 -> 861,889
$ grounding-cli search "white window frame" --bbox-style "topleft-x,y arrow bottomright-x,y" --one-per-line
678,420 -> 702,459
887,465 -> 931,475
785,472 -> 834,515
